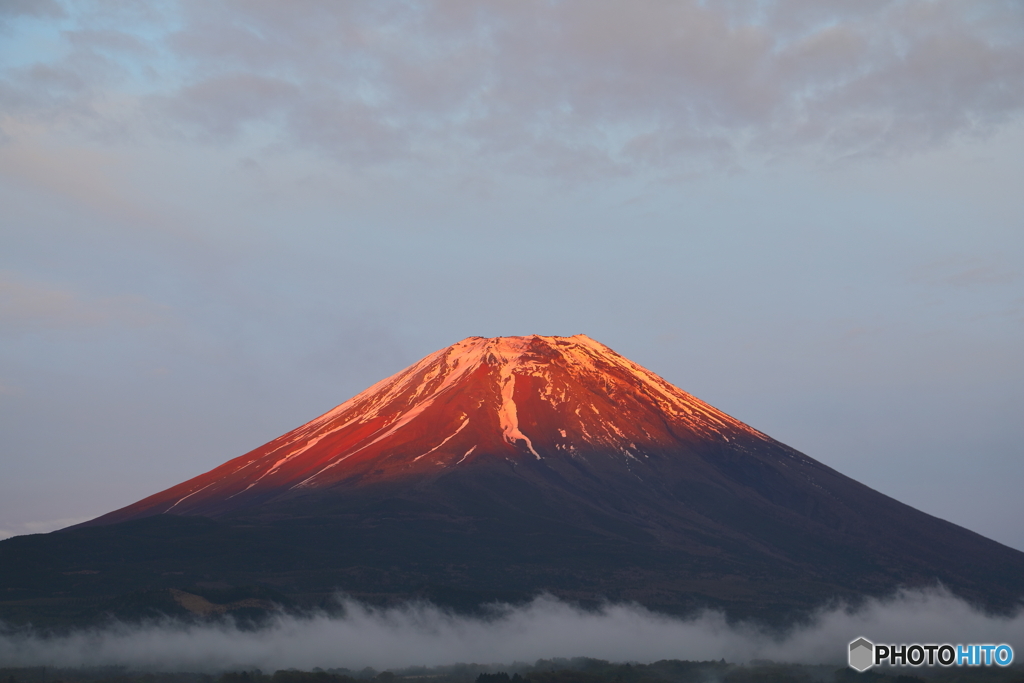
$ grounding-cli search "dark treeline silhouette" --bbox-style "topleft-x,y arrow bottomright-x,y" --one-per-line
476,674 -> 528,683
221,672 -> 359,683
3,659 -> 1023,683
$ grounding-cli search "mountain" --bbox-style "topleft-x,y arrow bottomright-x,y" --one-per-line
3,334 -> 1024,626
87,334 -> 788,522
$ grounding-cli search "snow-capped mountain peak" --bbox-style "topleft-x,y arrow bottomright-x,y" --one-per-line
92,335 -> 777,521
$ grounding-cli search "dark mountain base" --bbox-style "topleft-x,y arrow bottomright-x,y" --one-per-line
6,451 -> 1024,629
0,513 -> 823,628
0,505 -> 1013,630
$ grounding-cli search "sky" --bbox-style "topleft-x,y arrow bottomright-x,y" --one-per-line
1,0 -> 1023,557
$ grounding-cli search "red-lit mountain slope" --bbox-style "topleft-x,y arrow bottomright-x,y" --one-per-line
90,334 -> 785,522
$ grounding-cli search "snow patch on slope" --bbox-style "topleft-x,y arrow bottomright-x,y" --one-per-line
413,418 -> 470,462
496,365 -> 541,459
166,482 -> 217,512
456,445 -> 476,465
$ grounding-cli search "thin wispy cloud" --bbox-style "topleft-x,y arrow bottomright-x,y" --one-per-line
912,256 -> 1020,288
0,271 -> 165,334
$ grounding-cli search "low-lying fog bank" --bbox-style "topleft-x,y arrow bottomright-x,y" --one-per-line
1,588 -> 1021,672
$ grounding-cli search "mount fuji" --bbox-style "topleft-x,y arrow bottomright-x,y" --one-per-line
4,335 -> 1023,625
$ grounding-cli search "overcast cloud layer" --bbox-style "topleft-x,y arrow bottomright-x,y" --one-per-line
1,1 -> 1023,554
3,1 -> 1024,173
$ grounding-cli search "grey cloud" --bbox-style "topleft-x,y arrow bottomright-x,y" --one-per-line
0,0 -> 65,20
153,73 -> 300,140
804,33 -> 1024,154
159,0 -> 1024,169
64,28 -> 152,56
4,1 -> 1024,173
0,4 -> 167,138
0,37 -> 139,133
0,589 -> 1021,670
0,62 -> 88,117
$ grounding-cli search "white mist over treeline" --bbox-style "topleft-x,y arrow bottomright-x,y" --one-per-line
1,588 -> 1022,672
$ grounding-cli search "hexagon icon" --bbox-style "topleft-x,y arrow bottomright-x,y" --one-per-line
849,637 -> 874,671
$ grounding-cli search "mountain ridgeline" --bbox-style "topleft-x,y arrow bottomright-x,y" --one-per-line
3,334 -> 1023,626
